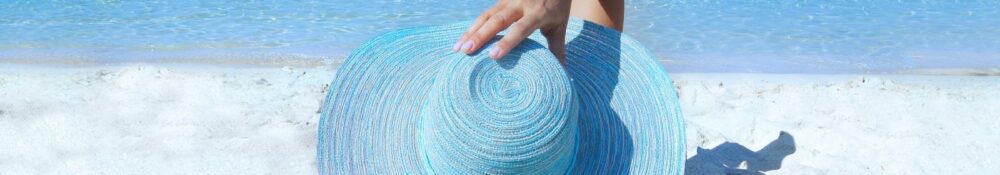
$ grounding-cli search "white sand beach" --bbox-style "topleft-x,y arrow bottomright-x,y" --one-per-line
1,64 -> 998,174
674,73 -> 1000,174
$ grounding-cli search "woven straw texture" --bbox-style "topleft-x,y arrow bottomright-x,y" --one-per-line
317,19 -> 685,174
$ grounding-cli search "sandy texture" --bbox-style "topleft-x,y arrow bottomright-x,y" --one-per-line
1,65 -> 998,174
0,65 -> 332,174
676,73 -> 1000,174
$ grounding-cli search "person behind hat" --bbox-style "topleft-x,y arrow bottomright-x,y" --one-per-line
317,0 -> 686,173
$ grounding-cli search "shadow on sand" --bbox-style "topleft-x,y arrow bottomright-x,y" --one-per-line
685,131 -> 797,175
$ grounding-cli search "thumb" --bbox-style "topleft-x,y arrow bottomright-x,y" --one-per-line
540,22 -> 567,64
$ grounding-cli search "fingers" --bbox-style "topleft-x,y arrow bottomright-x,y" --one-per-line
453,6 -> 501,51
541,23 -> 568,63
454,0 -> 570,63
488,16 -> 540,59
460,9 -> 523,55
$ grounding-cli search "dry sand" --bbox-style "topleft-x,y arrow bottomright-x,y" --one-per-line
1,64 -> 997,174
674,73 -> 1000,174
0,65 -> 329,174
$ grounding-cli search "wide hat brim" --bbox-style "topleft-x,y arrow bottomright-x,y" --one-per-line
317,19 -> 685,174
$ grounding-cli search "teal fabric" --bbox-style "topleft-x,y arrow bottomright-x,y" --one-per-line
317,19 -> 685,174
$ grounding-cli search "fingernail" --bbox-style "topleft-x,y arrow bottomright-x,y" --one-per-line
488,47 -> 500,59
461,40 -> 475,53
451,40 -> 462,52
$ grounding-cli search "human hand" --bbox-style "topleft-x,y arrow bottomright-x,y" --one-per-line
452,0 -> 572,62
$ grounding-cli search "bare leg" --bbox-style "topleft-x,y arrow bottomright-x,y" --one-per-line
570,0 -> 625,31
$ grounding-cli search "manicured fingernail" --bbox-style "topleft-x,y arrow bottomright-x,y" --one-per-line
488,47 -> 500,59
452,40 -> 462,52
461,40 -> 475,53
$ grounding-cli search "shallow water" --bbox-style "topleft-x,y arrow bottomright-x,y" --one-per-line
1,0 -> 998,73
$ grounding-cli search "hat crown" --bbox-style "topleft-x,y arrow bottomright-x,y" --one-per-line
418,42 -> 579,174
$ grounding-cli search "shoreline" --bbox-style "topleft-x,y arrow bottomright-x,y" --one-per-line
4,61 -> 1000,76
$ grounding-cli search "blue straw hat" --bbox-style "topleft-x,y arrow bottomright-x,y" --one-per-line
317,19 -> 685,174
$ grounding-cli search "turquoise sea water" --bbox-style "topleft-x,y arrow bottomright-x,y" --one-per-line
1,0 -> 999,73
